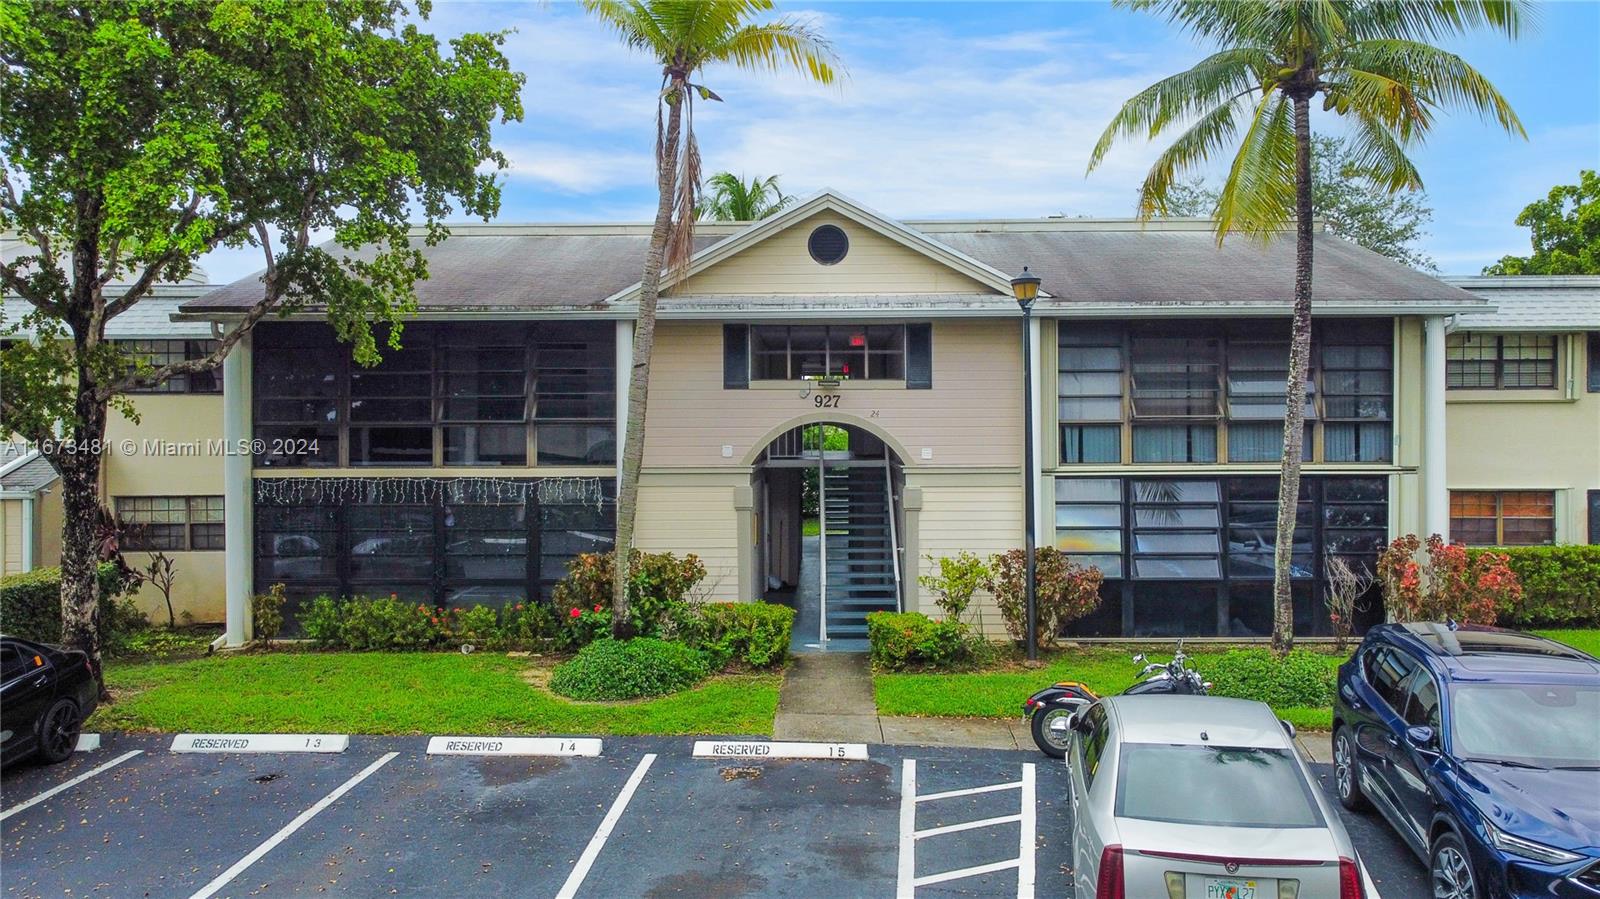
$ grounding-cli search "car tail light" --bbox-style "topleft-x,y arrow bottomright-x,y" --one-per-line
1096,845 -> 1124,899
1339,857 -> 1364,899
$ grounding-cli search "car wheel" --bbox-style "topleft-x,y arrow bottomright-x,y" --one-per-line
35,698 -> 81,765
1030,706 -> 1076,759
1431,832 -> 1478,899
1333,726 -> 1369,812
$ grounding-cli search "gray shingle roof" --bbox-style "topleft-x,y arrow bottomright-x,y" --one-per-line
0,453 -> 58,493
3,290 -> 219,339
1443,276 -> 1600,332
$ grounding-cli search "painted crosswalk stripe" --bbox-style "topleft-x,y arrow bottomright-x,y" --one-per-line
187,752 -> 398,899
0,750 -> 143,823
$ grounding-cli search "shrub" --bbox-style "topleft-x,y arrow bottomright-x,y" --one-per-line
918,552 -> 989,625
500,601 -> 558,647
548,638 -> 710,700
252,584 -> 287,647
688,603 -> 794,669
1207,649 -> 1337,709
337,594 -> 439,650
1470,545 -> 1600,627
560,603 -> 614,650
1378,534 -> 1519,625
0,563 -> 144,645
552,550 -> 706,637
443,604 -> 498,648
984,548 -> 1104,649
299,595 -> 345,648
866,611 -> 975,671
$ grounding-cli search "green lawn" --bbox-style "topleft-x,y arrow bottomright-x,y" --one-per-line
874,629 -> 1600,733
91,652 -> 781,736
802,516 -> 820,537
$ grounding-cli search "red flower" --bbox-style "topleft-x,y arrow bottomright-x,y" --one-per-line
391,593 -> 398,600
593,604 -> 602,613
569,607 -> 581,618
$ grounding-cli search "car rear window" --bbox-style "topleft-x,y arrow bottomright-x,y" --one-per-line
1115,743 -> 1325,828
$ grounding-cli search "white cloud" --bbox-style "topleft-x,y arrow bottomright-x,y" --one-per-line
499,141 -> 654,193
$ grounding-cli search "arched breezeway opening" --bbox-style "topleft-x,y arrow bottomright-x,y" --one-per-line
752,420 -> 905,652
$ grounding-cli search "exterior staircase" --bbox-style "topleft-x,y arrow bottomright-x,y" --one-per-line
821,465 -> 900,641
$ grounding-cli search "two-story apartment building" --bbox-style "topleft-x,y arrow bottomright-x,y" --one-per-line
164,192 -> 1496,645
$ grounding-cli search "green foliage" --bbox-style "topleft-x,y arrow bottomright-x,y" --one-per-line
112,628 -> 214,661
1470,545 -> 1600,627
984,548 -> 1104,648
918,552 -> 990,624
552,550 -> 707,638
548,638 -> 711,701
299,595 -> 345,649
0,563 -> 145,645
443,605 -> 499,647
1207,649 -> 1337,709
1484,170 -> 1600,275
697,172 -> 793,221
500,601 -> 559,647
561,604 -> 615,650
866,611 -> 977,671
251,584 -> 287,646
296,595 -> 562,651
337,596 -> 439,651
687,603 -> 793,669
1161,136 -> 1437,270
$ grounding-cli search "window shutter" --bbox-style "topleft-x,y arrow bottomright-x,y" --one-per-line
723,324 -> 749,389
906,323 -> 932,389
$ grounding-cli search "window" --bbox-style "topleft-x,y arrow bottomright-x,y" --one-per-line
1225,337 -> 1314,463
1076,702 -> 1109,790
117,496 -> 224,550
1321,324 -> 1392,462
253,322 -> 615,468
748,325 -> 904,381
1365,646 -> 1418,713
1115,745 -> 1323,828
1589,333 -> 1599,392
1402,669 -> 1442,729
1130,335 -> 1220,462
1447,332 -> 1557,389
1450,490 -> 1555,545
1058,325 -> 1123,463
117,339 -> 221,394
1590,490 -> 1599,544
1054,478 -> 1123,577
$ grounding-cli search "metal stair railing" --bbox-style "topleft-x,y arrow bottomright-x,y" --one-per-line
884,458 -> 903,613
817,452 -> 828,643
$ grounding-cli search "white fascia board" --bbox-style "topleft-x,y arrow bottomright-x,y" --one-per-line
0,449 -> 39,480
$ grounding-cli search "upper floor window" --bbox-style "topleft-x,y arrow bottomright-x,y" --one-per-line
1446,332 -> 1556,389
1588,332 -> 1599,392
253,322 -> 615,468
750,324 -> 904,381
1449,490 -> 1555,546
117,495 -> 225,550
118,339 -> 221,394
1058,320 -> 1391,466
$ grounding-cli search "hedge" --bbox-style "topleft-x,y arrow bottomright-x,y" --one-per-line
866,611 -> 974,671
1469,545 -> 1600,628
1206,649 -> 1338,709
548,638 -> 710,700
690,603 -> 794,669
0,564 -> 145,646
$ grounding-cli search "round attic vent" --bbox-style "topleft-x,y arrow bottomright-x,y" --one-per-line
807,224 -> 849,265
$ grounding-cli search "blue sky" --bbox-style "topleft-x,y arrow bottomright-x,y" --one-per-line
201,1 -> 1600,282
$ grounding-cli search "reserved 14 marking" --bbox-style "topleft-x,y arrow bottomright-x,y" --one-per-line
426,736 -> 602,757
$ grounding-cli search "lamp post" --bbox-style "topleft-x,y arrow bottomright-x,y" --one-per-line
1011,266 -> 1041,662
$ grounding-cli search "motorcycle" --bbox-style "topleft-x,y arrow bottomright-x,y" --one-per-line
1022,642 -> 1211,758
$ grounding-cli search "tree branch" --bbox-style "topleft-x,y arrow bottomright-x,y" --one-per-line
1,171 -> 62,286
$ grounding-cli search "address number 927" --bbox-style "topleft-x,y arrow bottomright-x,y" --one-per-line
813,394 -> 840,408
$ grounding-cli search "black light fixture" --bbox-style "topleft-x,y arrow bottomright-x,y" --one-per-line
1011,267 -> 1040,661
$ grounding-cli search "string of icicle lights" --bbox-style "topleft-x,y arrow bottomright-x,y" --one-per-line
254,476 -> 611,510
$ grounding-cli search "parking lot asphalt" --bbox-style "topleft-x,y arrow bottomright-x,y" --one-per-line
1,733 -> 1426,898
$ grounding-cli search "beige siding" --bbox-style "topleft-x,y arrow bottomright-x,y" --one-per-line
1447,331 -> 1599,543
37,486 -> 62,568
674,212 -> 994,296
906,469 -> 1024,636
642,319 -> 1023,469
1,499 -> 20,576
632,471 -> 747,603
124,551 -> 227,625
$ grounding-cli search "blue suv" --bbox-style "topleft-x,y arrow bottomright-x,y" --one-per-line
1333,623 -> 1600,898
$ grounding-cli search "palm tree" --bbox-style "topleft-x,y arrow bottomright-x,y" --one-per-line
699,171 -> 795,220
1088,0 -> 1525,655
582,0 -> 839,637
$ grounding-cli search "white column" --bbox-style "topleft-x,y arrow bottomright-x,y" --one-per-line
615,319 -> 633,490
1423,316 -> 1448,539
1029,317 -> 1048,546
223,332 -> 253,646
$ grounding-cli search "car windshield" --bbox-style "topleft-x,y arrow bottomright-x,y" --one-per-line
1450,683 -> 1600,769
1114,743 -> 1324,828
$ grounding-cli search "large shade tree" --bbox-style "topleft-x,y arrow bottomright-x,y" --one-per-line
0,0 -> 523,687
1483,169 -> 1600,275
581,0 -> 838,637
1088,0 -> 1524,654
698,171 -> 794,221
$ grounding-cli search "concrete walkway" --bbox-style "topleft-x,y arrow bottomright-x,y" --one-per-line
773,653 -> 1034,750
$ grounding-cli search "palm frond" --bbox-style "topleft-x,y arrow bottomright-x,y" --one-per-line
709,18 -> 842,85
1342,110 -> 1425,193
1332,38 -> 1524,136
1088,47 -> 1272,172
581,0 -> 670,54
1343,0 -> 1534,43
1135,93 -> 1252,218
1213,87 -> 1297,240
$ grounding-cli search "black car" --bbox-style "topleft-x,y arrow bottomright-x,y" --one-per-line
1,635 -> 99,767
1332,622 -> 1600,899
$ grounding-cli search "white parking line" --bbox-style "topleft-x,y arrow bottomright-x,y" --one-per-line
897,759 -> 1037,899
555,753 -> 657,899
0,749 -> 143,823
187,751 -> 398,899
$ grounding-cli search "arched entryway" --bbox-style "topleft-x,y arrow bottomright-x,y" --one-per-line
752,421 -> 905,651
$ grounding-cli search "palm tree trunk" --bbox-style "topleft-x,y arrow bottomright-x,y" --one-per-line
611,86 -> 685,639
1271,93 -> 1315,657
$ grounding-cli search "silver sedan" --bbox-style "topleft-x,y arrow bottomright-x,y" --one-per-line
1065,694 -> 1378,899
